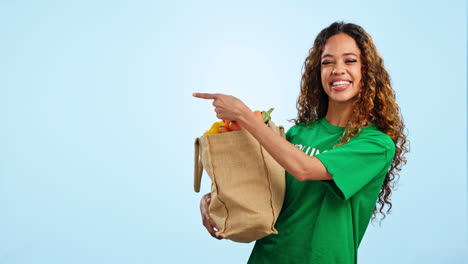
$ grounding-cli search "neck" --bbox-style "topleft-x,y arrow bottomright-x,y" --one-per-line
325,100 -> 354,127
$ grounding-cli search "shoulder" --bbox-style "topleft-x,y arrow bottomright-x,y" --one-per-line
285,120 -> 320,141
351,126 -> 396,162
357,126 -> 394,147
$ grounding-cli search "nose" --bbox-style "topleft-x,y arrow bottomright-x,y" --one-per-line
332,62 -> 346,75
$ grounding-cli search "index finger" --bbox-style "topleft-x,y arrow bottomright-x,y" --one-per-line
192,93 -> 219,100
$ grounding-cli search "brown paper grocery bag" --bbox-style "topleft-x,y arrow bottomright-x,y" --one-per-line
194,121 -> 285,243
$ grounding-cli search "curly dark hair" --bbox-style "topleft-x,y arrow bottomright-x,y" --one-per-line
293,22 -> 409,220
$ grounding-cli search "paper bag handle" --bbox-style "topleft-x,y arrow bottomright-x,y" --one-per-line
279,126 -> 285,138
194,137 -> 203,193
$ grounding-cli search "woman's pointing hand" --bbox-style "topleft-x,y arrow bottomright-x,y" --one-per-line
192,93 -> 251,122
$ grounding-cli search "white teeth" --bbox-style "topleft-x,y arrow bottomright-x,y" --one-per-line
332,81 -> 351,86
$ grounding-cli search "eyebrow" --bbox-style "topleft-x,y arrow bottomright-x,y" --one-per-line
321,53 -> 359,59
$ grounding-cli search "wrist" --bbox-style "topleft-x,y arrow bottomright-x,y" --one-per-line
238,108 -> 256,126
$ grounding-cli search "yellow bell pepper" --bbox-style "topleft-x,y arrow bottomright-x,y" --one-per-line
203,121 -> 225,135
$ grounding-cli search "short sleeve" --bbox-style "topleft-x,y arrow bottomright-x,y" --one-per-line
315,135 -> 395,200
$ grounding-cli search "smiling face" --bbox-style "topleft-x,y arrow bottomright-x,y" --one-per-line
320,33 -> 362,106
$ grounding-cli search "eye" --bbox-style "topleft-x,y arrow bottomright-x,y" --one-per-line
321,61 -> 333,65
345,59 -> 357,63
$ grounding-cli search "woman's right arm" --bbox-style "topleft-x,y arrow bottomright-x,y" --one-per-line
193,93 -> 332,182
200,192 -> 223,240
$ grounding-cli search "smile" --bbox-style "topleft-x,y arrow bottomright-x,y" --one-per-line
330,80 -> 351,91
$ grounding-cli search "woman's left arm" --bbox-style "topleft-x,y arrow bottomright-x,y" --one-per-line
193,93 -> 332,181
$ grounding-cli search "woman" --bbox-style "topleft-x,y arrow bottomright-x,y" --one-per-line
193,21 -> 408,263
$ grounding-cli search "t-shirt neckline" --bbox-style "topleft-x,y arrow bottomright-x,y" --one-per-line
318,117 -> 377,132
319,118 -> 345,132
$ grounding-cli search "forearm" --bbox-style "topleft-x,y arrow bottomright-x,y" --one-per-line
238,110 -> 332,181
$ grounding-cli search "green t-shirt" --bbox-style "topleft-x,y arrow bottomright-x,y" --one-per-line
247,118 -> 395,264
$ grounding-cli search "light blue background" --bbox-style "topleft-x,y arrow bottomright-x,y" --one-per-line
1,0 -> 466,263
